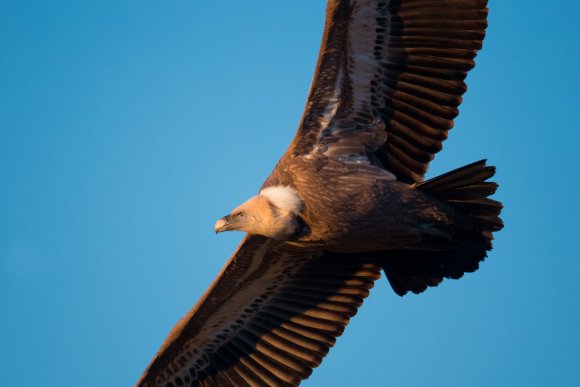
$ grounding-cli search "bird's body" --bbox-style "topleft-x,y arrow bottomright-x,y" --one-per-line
138,1 -> 503,386
264,156 -> 456,253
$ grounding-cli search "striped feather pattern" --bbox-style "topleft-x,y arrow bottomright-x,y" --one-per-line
137,236 -> 381,386
290,0 -> 489,183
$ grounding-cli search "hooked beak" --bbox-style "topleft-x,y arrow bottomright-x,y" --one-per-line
214,214 -> 235,234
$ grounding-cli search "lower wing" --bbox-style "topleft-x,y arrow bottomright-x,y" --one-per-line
137,235 -> 381,387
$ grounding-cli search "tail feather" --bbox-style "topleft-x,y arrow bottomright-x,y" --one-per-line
435,183 -> 498,200
416,160 -> 496,193
416,159 -> 504,232
381,160 -> 504,296
451,198 -> 503,217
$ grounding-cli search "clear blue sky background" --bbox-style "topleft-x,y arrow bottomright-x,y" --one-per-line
1,1 -> 579,386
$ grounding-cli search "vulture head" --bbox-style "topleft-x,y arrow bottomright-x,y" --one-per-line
214,186 -> 304,240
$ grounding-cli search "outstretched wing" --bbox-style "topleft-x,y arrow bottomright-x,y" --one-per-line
287,0 -> 489,183
137,235 -> 381,386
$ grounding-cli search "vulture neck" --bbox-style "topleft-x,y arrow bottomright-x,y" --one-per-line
256,186 -> 303,240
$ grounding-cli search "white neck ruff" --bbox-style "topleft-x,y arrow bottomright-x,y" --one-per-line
259,186 -> 303,214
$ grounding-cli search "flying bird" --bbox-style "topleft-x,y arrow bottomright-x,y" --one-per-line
138,1 -> 502,386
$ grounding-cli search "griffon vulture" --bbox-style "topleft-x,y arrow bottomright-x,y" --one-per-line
138,1 -> 503,386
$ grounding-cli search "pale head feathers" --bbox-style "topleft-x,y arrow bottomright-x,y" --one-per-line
215,185 -> 303,240
259,186 -> 303,215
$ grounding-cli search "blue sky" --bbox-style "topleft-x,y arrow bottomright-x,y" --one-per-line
1,1 -> 579,386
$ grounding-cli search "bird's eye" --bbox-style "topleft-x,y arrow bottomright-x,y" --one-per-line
236,212 -> 245,218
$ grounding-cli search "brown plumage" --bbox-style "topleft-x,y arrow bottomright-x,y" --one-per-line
137,1 -> 502,386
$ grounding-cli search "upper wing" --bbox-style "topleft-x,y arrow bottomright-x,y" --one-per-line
137,235 -> 381,387
287,0 -> 489,183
